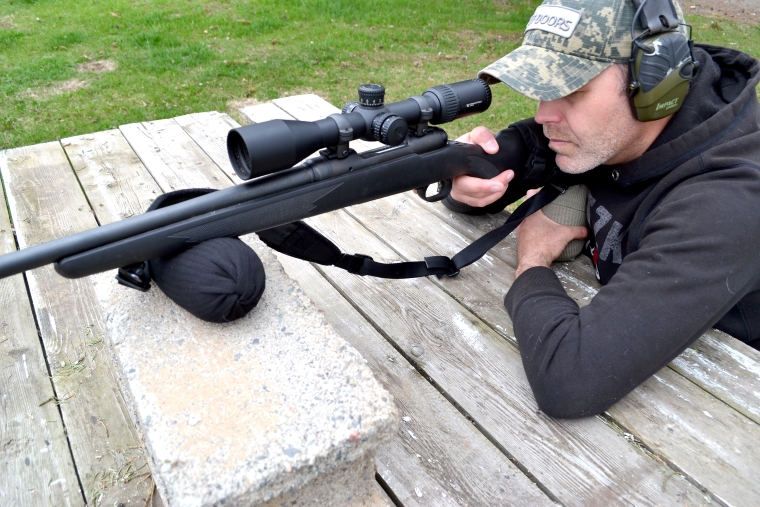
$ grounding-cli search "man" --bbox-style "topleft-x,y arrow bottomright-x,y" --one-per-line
448,0 -> 760,418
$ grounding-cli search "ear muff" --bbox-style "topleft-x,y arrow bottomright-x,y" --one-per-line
628,31 -> 695,121
627,0 -> 698,122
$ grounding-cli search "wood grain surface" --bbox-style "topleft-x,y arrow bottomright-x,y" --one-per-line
276,255 -> 555,507
0,143 -> 156,506
0,151 -> 84,507
120,119 -> 229,192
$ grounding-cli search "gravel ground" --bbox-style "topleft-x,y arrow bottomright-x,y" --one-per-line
685,0 -> 760,24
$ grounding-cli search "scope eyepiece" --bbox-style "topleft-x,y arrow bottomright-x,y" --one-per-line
423,79 -> 492,124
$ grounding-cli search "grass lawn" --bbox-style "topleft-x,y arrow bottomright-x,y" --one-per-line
1,0 -> 759,150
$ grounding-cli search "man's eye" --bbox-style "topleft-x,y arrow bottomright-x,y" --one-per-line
566,89 -> 586,102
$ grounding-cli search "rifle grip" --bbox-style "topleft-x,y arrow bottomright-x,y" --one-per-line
541,184 -> 588,262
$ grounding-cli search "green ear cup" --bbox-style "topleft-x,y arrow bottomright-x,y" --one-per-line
631,32 -> 693,122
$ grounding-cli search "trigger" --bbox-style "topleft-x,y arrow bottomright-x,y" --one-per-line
416,180 -> 452,203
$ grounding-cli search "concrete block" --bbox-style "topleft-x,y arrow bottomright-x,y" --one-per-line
96,237 -> 398,507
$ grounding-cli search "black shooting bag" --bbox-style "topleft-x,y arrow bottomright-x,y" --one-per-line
117,189 -> 266,323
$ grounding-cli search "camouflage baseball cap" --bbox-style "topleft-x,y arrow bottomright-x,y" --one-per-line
479,0 -> 685,101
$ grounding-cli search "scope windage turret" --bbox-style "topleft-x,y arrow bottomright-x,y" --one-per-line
227,79 -> 492,180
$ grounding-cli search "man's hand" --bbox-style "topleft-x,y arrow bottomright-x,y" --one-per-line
450,127 -> 515,207
514,189 -> 589,277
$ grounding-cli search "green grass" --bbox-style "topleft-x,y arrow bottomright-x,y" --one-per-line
0,0 -> 758,150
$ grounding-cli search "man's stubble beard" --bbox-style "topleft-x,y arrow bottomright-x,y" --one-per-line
544,119 -> 641,174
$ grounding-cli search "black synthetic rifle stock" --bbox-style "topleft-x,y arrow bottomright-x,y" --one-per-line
0,79 -> 532,281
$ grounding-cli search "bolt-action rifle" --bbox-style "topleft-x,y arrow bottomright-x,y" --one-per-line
0,79 -> 580,286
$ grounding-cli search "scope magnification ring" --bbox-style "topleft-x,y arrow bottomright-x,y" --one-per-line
341,102 -> 359,114
436,86 -> 459,124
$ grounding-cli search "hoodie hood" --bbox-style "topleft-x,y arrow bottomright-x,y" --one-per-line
610,45 -> 760,187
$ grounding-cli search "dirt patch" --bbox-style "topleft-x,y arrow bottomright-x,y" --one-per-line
23,79 -> 89,100
78,59 -> 118,73
226,97 -> 264,125
685,1 -> 760,25
0,15 -> 15,29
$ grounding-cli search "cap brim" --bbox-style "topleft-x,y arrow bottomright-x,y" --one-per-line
479,45 -> 613,101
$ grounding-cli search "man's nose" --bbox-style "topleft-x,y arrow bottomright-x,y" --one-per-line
535,100 -> 562,124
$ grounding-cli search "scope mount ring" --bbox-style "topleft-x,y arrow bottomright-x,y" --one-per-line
326,113 -> 356,159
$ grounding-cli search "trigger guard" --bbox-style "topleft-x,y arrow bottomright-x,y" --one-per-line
416,180 -> 452,203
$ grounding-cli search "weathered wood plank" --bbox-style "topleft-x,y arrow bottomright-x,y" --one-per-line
0,143 -> 155,507
415,192 -> 760,425
669,330 -> 760,424
239,102 -> 293,124
273,94 -> 338,122
119,119 -> 229,192
346,194 -> 517,337
301,209 -> 705,506
174,111 -> 239,181
346,190 -> 760,507
62,130 -> 178,507
0,151 -> 84,507
62,130 -> 161,223
274,254 -> 555,507
609,369 -> 760,507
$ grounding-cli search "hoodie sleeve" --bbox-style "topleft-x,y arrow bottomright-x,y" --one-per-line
504,166 -> 760,418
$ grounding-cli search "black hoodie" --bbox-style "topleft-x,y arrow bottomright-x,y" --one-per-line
502,45 -> 760,418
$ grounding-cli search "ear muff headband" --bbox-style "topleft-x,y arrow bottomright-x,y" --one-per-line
628,0 -> 697,122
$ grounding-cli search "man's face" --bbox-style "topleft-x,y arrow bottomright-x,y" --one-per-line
535,65 -> 655,174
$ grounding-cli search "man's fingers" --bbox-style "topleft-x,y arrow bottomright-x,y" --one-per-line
531,208 -> 589,240
469,126 -> 499,154
514,212 -> 589,276
457,126 -> 498,154
492,169 -> 515,187
449,126 -> 507,207
461,170 -> 514,194
569,225 -> 589,240
450,170 -> 514,206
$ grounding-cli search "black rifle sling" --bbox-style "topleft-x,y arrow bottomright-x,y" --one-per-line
258,184 -> 563,279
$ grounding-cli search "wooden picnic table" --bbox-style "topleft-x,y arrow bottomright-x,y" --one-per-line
1,94 -> 759,507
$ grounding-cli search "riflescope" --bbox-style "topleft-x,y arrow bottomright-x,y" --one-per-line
227,79 -> 492,180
